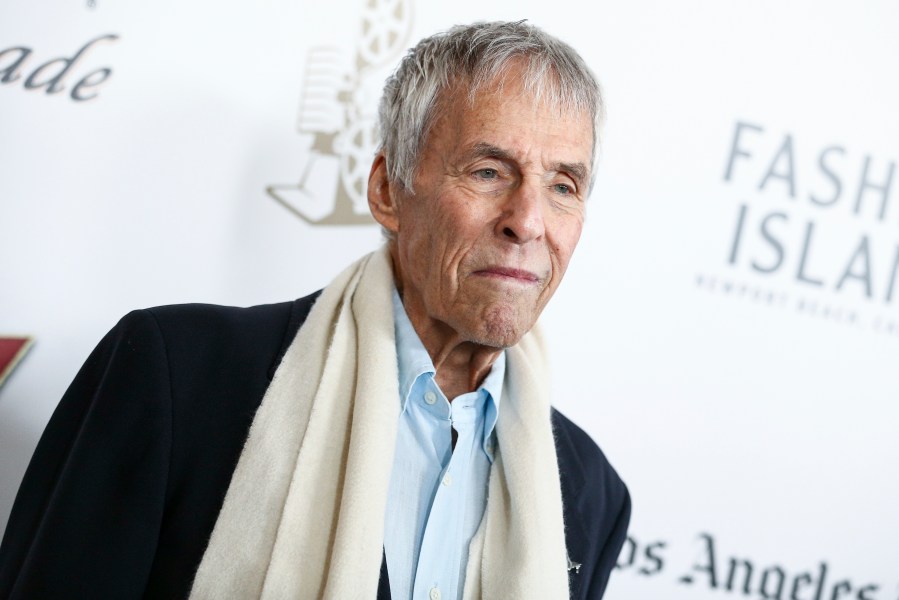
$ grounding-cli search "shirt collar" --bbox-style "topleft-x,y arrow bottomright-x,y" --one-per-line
479,350 -> 504,451
392,287 -> 504,443
393,287 -> 436,411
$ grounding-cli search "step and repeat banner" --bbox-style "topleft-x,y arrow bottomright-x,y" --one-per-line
2,1 -> 897,597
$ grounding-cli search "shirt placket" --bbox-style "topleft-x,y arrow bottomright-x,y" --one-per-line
412,387 -> 481,600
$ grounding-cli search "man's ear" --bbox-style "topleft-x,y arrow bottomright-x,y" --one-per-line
367,153 -> 400,234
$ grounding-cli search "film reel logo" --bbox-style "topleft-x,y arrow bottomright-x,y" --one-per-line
267,0 -> 412,225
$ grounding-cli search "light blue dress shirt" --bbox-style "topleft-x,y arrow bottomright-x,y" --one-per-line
384,289 -> 505,600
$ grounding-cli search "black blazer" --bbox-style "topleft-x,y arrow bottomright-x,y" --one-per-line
0,292 -> 630,599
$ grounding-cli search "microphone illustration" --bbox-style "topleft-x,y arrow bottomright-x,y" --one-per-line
268,0 -> 413,225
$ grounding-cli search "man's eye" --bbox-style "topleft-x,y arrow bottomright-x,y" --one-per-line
553,183 -> 573,195
475,168 -> 498,179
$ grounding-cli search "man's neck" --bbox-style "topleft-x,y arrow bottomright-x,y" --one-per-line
399,309 -> 501,400
429,338 -> 502,401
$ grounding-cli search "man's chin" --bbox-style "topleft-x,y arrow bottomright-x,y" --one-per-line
466,306 -> 535,349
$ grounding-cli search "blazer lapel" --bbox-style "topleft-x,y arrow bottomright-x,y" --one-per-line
553,410 -> 589,599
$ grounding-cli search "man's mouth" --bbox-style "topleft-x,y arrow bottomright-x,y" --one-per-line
473,267 -> 541,283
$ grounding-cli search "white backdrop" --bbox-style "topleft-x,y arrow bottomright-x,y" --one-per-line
2,1 -> 897,598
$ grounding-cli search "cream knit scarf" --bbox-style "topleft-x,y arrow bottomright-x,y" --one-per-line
189,246 -> 570,599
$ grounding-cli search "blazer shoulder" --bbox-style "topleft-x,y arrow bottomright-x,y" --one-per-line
141,290 -> 320,342
132,290 -> 322,375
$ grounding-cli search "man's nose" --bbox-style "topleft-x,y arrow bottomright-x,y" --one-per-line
496,182 -> 545,244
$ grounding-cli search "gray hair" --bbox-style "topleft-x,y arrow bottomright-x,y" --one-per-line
377,20 -> 604,193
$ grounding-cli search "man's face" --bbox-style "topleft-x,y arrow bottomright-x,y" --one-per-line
379,70 -> 593,348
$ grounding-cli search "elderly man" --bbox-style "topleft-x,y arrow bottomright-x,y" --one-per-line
0,21 -> 629,600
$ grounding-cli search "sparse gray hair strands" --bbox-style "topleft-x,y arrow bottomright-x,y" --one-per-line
377,20 -> 604,192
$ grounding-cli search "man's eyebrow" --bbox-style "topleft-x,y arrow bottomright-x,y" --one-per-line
554,162 -> 589,186
465,142 -> 515,162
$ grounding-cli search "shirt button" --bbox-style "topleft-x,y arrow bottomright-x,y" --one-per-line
442,473 -> 453,486
424,391 -> 437,405
430,587 -> 441,600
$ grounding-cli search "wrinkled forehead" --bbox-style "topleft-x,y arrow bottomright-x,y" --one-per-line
434,68 -> 597,162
